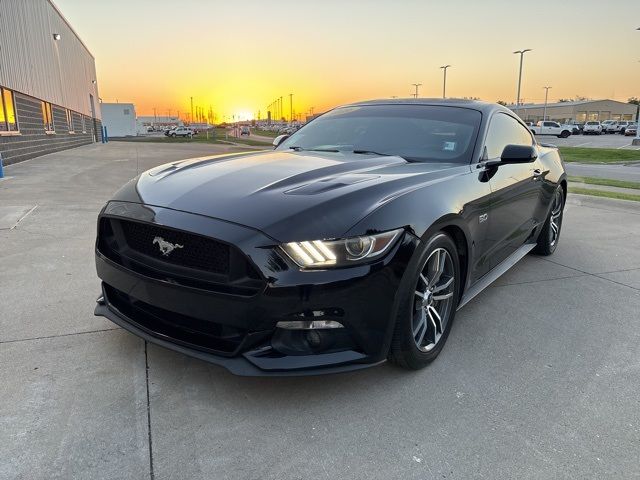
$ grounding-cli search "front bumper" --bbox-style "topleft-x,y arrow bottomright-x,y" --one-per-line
94,201 -> 418,376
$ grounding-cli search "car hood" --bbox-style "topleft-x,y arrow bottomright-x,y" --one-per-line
113,150 -> 467,242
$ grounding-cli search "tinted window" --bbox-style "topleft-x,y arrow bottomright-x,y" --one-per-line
278,105 -> 482,163
484,113 -> 533,159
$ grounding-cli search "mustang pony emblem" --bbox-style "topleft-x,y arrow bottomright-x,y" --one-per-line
152,236 -> 183,256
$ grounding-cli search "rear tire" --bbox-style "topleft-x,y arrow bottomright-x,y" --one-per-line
389,232 -> 460,370
560,130 -> 570,138
533,186 -> 564,256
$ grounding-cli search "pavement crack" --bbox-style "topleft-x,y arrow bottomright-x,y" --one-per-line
145,341 -> 155,480
0,327 -> 121,344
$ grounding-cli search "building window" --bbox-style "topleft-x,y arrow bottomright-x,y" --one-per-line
123,108 -> 130,115
0,88 -> 19,132
81,115 -> 87,133
66,109 -> 75,133
42,101 -> 54,132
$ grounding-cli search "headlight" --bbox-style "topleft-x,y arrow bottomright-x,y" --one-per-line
281,229 -> 403,269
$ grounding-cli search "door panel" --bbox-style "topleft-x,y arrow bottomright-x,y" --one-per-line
482,113 -> 544,269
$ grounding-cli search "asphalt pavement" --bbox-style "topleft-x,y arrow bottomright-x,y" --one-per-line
1,143 -> 639,480
565,162 -> 640,182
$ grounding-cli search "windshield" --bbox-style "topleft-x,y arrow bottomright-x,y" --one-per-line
278,104 -> 482,163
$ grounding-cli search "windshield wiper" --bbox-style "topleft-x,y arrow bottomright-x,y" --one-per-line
352,149 -> 394,156
289,146 -> 340,153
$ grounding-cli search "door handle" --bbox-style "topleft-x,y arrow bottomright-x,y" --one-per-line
533,168 -> 542,180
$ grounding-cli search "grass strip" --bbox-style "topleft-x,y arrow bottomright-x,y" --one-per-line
569,186 -> 640,202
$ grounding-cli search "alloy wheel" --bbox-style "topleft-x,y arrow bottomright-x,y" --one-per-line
412,248 -> 455,352
550,189 -> 563,246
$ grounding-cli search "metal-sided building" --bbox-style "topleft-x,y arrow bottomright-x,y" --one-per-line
511,99 -> 637,124
101,103 -> 137,137
0,0 -> 102,165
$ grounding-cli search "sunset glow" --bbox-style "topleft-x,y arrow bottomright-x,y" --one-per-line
55,0 -> 640,121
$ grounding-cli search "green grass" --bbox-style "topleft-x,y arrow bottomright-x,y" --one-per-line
569,186 -> 640,202
112,131 -> 271,147
559,147 -> 640,164
252,129 -> 280,138
568,176 -> 640,190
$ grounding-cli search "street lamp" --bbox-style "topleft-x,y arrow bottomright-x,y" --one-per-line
411,83 -> 422,98
513,49 -> 532,115
542,86 -> 552,122
440,65 -> 451,99
635,28 -> 640,145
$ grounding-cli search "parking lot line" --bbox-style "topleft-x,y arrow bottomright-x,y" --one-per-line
574,142 -> 592,147
617,144 -> 632,149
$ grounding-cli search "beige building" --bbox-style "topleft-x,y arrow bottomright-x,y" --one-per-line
510,99 -> 637,124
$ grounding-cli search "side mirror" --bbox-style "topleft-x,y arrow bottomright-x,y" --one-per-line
273,134 -> 289,148
500,144 -> 537,164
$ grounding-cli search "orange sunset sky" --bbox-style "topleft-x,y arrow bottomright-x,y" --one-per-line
55,0 -> 640,121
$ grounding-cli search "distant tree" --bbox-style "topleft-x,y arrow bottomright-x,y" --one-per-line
628,97 -> 639,105
558,96 -> 589,103
497,100 -> 508,106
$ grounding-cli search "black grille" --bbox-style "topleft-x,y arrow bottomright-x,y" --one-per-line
120,220 -> 230,275
97,218 -> 264,296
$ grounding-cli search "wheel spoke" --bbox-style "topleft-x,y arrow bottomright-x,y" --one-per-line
551,221 -> 558,234
428,306 -> 443,333
415,290 -> 426,300
419,273 -> 429,287
432,276 -> 453,293
433,292 -> 453,301
429,250 -> 446,289
413,310 -> 426,335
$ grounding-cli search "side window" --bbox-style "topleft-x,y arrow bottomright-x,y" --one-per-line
484,113 -> 534,159
0,88 -> 18,132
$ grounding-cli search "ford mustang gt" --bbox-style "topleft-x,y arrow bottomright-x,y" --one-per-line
94,99 -> 567,376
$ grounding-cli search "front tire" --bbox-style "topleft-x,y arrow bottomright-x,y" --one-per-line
533,186 -> 564,256
389,232 -> 460,369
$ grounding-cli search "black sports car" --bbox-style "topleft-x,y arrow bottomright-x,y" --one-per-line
94,99 -> 567,376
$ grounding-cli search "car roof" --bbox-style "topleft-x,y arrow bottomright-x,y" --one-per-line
344,98 -> 506,115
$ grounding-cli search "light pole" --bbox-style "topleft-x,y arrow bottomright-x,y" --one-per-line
440,65 -> 451,99
289,93 -> 293,123
411,83 -> 422,98
542,86 -> 552,122
513,49 -> 532,115
635,27 -> 640,145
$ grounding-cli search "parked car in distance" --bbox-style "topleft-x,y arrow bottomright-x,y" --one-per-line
240,126 -> 250,136
530,121 -> 572,138
94,99 -> 567,376
565,122 -> 583,135
601,120 -> 615,133
165,126 -> 194,138
605,121 -> 620,134
624,123 -> 638,136
582,121 -> 603,135
616,121 -> 630,134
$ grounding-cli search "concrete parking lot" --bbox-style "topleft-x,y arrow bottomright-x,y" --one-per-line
546,132 -> 640,149
1,143 -> 640,480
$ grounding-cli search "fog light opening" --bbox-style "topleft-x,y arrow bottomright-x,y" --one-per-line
275,320 -> 344,330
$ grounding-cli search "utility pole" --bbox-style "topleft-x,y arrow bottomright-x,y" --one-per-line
513,49 -> 532,116
280,96 -> 283,121
440,65 -> 451,98
634,28 -> 640,145
289,93 -> 293,123
411,83 -> 422,98
153,107 -> 157,124
542,86 -> 552,122
190,97 -> 194,125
